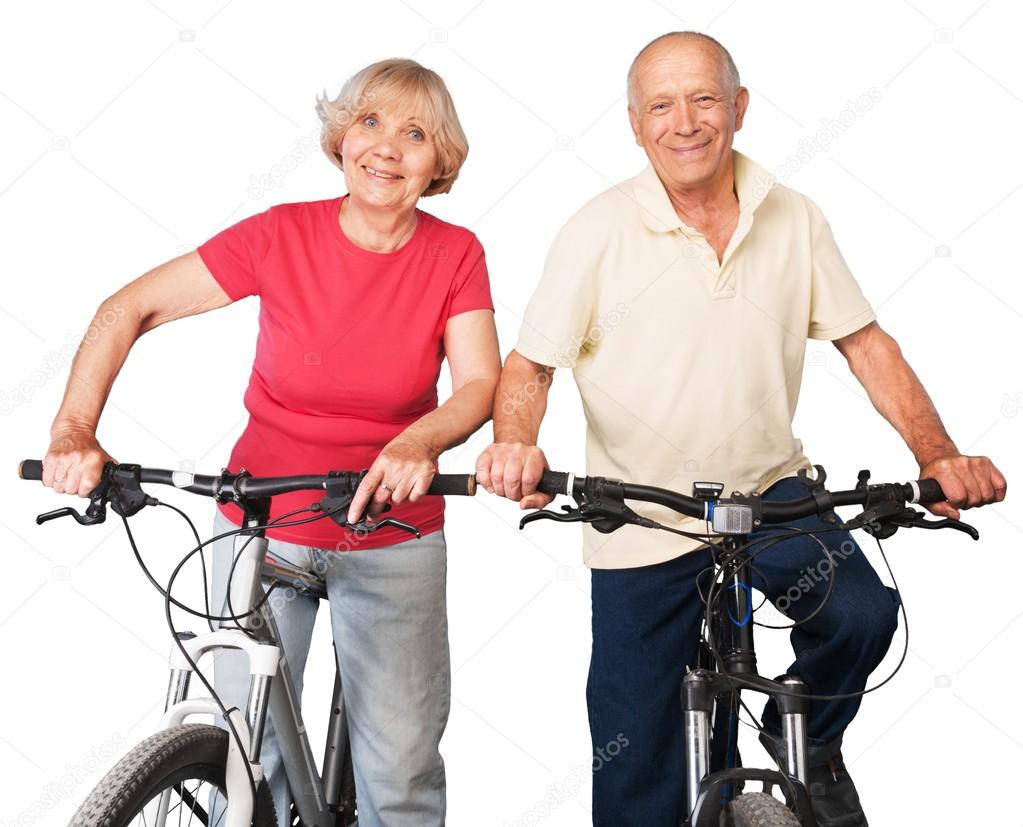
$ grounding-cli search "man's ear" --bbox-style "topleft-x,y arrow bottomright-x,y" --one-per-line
734,87 -> 750,132
627,106 -> 644,147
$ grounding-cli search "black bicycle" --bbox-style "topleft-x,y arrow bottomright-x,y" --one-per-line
521,465 -> 978,827
18,458 -> 476,827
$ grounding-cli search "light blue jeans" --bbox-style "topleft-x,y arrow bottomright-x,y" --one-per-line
207,510 -> 450,826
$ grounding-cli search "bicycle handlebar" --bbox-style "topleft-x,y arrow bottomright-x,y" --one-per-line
535,469 -> 946,522
17,459 -> 477,498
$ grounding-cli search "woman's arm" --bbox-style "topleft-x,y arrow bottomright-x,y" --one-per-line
347,309 -> 501,521
45,251 -> 235,496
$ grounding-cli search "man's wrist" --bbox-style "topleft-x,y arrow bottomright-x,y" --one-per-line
914,441 -> 961,469
492,428 -> 537,446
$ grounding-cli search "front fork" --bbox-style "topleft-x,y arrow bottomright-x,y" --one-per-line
152,514 -> 279,827
683,670 -> 810,819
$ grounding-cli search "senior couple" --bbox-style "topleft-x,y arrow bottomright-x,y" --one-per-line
43,31 -> 1004,827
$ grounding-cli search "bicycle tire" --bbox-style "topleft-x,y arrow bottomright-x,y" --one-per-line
721,791 -> 800,827
70,723 -> 277,826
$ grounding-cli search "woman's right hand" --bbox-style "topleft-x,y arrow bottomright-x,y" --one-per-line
42,427 -> 115,498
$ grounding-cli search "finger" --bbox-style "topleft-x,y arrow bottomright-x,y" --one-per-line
79,465 -> 104,498
926,501 -> 960,520
348,468 -> 384,523
475,449 -> 494,493
520,492 -> 553,510
367,478 -> 394,520
520,452 -> 547,496
53,461 -> 72,494
992,465 -> 1008,502
407,470 -> 435,503
65,465 -> 85,498
490,457 -> 508,499
504,458 -> 524,502
938,473 -> 967,511
41,456 -> 57,488
390,472 -> 416,505
959,467 -> 983,509
972,458 -> 996,504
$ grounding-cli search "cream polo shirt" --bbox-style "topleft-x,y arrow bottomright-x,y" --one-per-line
515,150 -> 875,569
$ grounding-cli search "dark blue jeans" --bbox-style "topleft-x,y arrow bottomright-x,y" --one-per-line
586,476 -> 901,826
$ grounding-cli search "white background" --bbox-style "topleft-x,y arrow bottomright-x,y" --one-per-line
1,1 -> 1021,825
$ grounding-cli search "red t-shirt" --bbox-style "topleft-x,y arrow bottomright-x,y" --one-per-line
197,196 -> 493,548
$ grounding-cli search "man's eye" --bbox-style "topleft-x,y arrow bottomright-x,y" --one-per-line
652,103 -> 668,111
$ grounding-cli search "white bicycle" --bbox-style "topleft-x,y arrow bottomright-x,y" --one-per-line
19,458 -> 475,827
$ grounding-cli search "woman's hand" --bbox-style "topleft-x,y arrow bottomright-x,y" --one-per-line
42,426 -> 116,498
347,435 -> 439,523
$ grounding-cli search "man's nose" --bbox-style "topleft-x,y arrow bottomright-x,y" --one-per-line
672,105 -> 699,136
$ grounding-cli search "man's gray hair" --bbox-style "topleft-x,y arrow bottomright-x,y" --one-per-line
626,31 -> 741,109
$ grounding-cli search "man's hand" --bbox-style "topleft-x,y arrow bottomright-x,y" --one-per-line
476,442 -> 552,510
918,454 -> 1006,520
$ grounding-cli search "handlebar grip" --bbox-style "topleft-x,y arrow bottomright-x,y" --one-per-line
537,470 -> 571,497
18,459 -> 43,481
915,478 -> 946,504
427,474 -> 477,497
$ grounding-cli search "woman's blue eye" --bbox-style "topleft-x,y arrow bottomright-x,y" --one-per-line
363,116 -> 378,127
409,129 -> 425,141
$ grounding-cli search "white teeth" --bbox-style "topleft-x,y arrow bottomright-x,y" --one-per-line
366,166 -> 400,179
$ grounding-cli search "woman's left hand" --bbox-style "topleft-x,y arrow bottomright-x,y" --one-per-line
347,435 -> 438,523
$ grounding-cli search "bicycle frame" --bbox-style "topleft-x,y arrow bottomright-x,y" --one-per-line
682,534 -> 818,827
159,505 -> 352,827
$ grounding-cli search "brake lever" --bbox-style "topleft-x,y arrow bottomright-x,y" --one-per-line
347,515 -> 421,538
851,504 -> 980,541
519,500 -> 660,535
36,501 -> 107,526
519,505 -> 589,529
34,462 -> 156,527
891,509 -> 980,540
316,473 -> 422,538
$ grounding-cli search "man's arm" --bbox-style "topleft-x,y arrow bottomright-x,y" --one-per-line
833,321 -> 1006,518
475,349 -> 555,509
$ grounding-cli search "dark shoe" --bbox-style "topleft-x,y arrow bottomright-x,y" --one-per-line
758,730 -> 868,827
804,753 -> 868,827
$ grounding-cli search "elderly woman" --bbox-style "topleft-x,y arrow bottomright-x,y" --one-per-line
41,59 -> 499,825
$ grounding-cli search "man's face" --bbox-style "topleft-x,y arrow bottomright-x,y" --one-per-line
628,41 -> 749,193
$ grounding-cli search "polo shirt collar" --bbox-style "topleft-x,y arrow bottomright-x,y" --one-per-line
633,150 -> 775,234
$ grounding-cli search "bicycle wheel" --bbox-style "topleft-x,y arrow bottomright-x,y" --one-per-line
721,792 -> 800,826
71,723 -> 277,826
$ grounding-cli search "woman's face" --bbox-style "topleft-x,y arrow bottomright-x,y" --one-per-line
340,101 -> 439,214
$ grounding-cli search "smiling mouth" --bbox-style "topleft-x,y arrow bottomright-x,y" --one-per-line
671,140 -> 712,154
363,165 -> 403,180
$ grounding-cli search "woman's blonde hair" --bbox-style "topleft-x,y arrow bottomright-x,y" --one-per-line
316,59 -> 469,197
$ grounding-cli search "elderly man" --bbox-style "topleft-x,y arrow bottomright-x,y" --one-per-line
476,31 -> 1005,827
